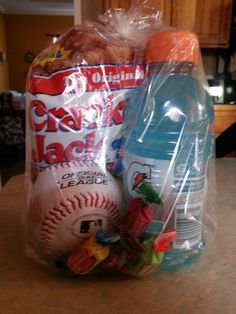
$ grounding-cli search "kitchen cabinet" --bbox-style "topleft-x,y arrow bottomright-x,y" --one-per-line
103,0 -> 233,47
214,104 -> 236,157
214,104 -> 236,137
188,0 -> 233,48
74,0 -> 103,24
103,0 -> 131,11
103,0 -> 172,24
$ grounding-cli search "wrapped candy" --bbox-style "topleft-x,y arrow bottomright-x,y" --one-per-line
153,229 -> 177,252
124,197 -> 154,238
67,237 -> 110,274
119,239 -> 163,277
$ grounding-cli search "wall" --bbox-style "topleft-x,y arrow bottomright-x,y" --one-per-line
0,13 -> 9,90
4,14 -> 74,91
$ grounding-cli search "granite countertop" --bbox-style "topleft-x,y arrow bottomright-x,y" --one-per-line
0,159 -> 235,314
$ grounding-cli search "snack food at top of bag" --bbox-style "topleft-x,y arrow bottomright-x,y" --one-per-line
31,25 -> 144,75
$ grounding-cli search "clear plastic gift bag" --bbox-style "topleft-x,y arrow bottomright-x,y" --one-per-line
24,1 -> 216,277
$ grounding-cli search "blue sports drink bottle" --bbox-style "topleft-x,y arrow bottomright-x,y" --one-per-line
122,30 -> 214,270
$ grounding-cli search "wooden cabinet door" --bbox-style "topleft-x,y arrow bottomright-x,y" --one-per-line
103,0 -> 172,24
103,0 -> 131,11
172,0 -> 233,48
214,105 -> 236,137
103,0 -> 233,47
171,0 -> 198,31
194,0 -> 233,48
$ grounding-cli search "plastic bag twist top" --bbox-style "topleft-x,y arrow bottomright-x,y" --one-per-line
85,0 -> 163,48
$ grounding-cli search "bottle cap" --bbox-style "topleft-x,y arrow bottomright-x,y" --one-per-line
146,30 -> 199,64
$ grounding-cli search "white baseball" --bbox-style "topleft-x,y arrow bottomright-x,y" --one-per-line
28,161 -> 122,258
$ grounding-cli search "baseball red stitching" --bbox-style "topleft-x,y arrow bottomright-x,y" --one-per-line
34,161 -> 120,252
40,192 -> 119,251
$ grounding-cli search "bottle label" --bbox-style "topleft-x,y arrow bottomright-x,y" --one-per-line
123,151 -> 209,249
123,153 -> 173,201
173,160 -> 208,249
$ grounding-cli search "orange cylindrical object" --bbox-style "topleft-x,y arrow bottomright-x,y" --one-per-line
146,30 -> 199,64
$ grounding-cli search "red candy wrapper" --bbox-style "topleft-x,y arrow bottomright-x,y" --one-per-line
153,229 -> 177,252
67,237 -> 110,274
67,247 -> 96,274
124,197 -> 154,238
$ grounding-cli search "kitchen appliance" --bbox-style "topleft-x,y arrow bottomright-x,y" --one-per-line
208,79 -> 236,104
